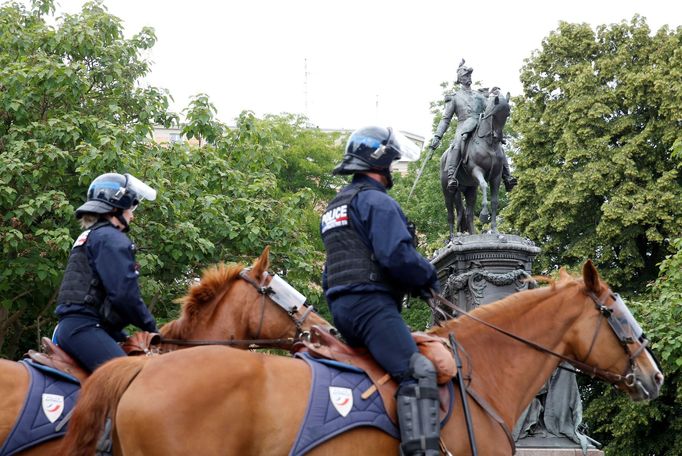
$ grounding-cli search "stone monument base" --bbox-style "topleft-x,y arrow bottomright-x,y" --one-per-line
516,449 -> 604,456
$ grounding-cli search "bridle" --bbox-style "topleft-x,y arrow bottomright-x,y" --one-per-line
236,268 -> 315,340
159,268 -> 315,350
430,287 -> 655,388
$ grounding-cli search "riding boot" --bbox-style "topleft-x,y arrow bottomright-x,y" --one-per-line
396,353 -> 440,456
446,139 -> 462,192
501,156 -> 517,192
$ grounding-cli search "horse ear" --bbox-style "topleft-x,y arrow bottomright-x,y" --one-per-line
582,260 -> 601,294
558,267 -> 571,282
252,246 -> 271,279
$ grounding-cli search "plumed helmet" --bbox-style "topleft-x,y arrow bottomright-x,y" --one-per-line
75,173 -> 157,219
456,59 -> 473,84
333,126 -> 420,176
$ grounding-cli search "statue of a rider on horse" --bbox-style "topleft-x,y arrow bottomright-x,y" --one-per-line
429,60 -> 517,237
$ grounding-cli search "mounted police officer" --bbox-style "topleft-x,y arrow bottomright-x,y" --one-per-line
321,126 -> 442,456
53,173 -> 158,373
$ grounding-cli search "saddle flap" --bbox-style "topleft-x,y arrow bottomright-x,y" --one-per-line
121,331 -> 161,356
26,338 -> 89,383
413,332 -> 457,384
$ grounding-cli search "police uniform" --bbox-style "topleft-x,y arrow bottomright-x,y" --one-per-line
54,221 -> 157,372
323,126 -> 442,456
321,174 -> 440,380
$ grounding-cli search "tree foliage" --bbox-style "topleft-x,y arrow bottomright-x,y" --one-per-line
0,0 -> 344,358
503,17 -> 682,291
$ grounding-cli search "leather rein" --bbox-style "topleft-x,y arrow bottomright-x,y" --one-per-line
431,289 -> 649,386
159,269 -> 314,350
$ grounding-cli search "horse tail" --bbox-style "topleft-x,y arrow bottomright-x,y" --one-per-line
58,356 -> 149,456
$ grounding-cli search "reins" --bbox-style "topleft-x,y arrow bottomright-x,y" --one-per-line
430,291 -> 644,386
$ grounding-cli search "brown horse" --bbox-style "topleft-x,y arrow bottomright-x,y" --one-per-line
0,246 -> 332,456
60,261 -> 663,456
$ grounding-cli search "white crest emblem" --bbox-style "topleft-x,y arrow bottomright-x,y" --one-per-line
41,393 -> 64,423
329,386 -> 353,417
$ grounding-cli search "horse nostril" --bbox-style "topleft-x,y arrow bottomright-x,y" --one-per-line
654,372 -> 664,386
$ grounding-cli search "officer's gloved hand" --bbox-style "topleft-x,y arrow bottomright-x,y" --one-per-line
417,288 -> 434,302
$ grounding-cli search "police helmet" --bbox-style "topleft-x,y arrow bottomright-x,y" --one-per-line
333,126 -> 419,176
75,173 -> 157,219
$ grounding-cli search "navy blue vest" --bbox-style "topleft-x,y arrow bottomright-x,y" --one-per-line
321,184 -> 388,289
56,222 -> 109,316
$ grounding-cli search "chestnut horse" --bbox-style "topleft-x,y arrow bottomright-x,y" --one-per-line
60,261 -> 663,456
0,246 -> 332,456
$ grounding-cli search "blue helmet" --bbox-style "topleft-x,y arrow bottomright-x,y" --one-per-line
333,126 -> 418,177
75,173 -> 156,219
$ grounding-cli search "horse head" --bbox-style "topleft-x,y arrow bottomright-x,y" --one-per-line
235,246 -> 334,345
162,246 -> 333,349
478,87 -> 510,146
565,261 -> 663,400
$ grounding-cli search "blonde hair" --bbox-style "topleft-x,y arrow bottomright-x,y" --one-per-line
79,214 -> 100,229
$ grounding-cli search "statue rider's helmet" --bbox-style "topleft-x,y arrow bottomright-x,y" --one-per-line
75,173 -> 157,230
456,62 -> 473,85
332,126 -> 420,189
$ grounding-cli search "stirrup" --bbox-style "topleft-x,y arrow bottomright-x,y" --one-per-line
447,178 -> 459,192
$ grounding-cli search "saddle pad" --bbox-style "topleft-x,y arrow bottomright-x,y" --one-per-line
0,360 -> 80,456
289,353 -> 399,456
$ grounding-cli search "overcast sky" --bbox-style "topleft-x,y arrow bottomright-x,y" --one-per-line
52,0 -> 679,139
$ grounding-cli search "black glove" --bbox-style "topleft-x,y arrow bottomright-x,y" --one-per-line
417,288 -> 434,302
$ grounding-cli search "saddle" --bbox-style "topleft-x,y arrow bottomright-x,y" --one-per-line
301,326 -> 456,423
26,332 -> 161,383
27,338 -> 89,383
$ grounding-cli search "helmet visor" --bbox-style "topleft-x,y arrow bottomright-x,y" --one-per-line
392,131 -> 421,161
125,174 -> 157,201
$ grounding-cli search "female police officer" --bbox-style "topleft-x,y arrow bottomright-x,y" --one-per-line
53,173 -> 158,373
321,126 -> 442,456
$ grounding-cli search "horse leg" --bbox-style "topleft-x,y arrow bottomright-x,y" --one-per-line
471,167 -> 490,225
489,175 -> 501,233
464,187 -> 477,234
454,189 -> 466,236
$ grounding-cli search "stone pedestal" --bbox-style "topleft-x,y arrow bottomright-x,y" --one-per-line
431,233 -> 540,315
516,449 -> 604,456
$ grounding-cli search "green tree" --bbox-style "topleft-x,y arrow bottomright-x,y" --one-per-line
0,1 -> 345,358
504,17 -> 682,290
0,0 -> 174,357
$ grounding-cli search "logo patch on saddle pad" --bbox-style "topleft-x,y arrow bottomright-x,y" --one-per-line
329,387 -> 353,417
321,205 -> 349,234
41,394 -> 64,423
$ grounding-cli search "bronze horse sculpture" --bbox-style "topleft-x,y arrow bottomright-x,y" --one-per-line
60,261 -> 663,456
441,89 -> 510,238
0,247 -> 332,455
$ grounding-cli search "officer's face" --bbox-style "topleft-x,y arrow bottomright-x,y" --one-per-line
122,208 -> 134,224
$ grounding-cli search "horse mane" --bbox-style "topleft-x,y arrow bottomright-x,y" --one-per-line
160,251 -> 271,340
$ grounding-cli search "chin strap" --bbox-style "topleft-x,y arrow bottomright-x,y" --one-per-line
380,169 -> 394,189
114,211 -> 130,233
